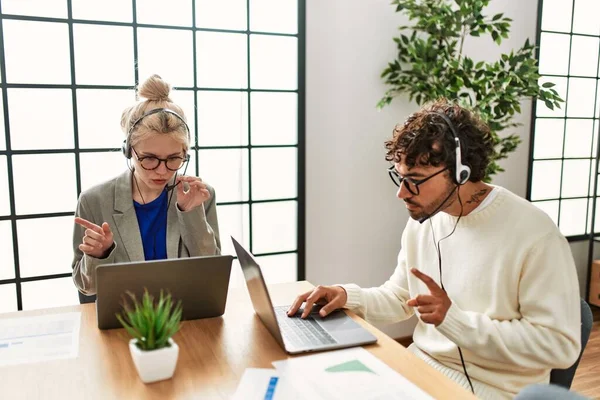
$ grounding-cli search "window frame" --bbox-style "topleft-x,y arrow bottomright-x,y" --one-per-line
0,0 -> 306,311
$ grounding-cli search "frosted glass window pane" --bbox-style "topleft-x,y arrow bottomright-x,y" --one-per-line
592,121 -> 599,156
72,0 -> 132,22
22,277 -> 80,311
588,162 -> 598,196
252,201 -> 296,254
8,89 -> 73,150
74,24 -> 134,85
566,78 -> 597,118
2,0 -> 66,18
0,285 -> 17,314
573,0 -> 600,35
18,216 -> 73,278
250,35 -> 297,90
3,21 -> 70,84
251,92 -> 297,145
136,0 -> 192,27
252,148 -> 297,200
254,253 -> 297,284
137,28 -> 194,88
197,91 -> 248,146
531,160 -> 562,201
196,32 -> 248,89
538,33 -> 570,76
541,0 -> 573,32
569,36 -> 599,77
561,159 -> 590,198
168,90 -> 196,143
198,149 -> 249,202
229,259 -> 245,289
80,152 -> 126,192
533,119 -> 564,159
250,0 -> 297,34
196,0 -> 247,30
0,156 -> 9,216
0,221 -> 15,280
559,198 -> 587,237
588,198 -> 600,233
216,204 -> 250,257
533,200 -> 559,226
564,119 -> 594,158
0,95 -> 5,151
12,154 -> 76,215
187,151 -> 198,176
536,77 -> 567,118
77,89 -> 135,149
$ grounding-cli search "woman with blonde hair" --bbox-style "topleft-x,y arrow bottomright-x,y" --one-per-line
72,75 -> 220,300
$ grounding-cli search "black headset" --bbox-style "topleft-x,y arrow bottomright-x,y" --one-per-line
122,108 -> 191,159
431,111 -> 471,185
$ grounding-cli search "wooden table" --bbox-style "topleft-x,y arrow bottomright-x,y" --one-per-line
0,281 -> 474,399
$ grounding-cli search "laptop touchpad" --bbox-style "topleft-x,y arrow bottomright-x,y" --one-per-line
315,310 -> 362,332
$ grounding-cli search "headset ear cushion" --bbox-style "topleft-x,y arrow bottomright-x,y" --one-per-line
458,165 -> 471,185
122,140 -> 130,159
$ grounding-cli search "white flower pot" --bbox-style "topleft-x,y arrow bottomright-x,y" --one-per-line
129,338 -> 179,384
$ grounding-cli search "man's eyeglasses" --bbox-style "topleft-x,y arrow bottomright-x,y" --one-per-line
387,166 -> 448,195
132,147 -> 190,171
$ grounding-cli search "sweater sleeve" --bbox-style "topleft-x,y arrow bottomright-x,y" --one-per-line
436,231 -> 581,369
340,232 -> 414,324
178,185 -> 221,256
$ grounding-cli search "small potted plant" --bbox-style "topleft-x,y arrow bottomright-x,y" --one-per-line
116,289 -> 183,384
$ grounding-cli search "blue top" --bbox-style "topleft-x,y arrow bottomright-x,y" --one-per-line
134,190 -> 168,261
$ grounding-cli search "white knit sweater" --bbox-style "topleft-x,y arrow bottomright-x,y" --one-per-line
342,187 -> 581,399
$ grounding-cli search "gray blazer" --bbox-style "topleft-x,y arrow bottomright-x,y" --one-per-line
72,170 -> 221,296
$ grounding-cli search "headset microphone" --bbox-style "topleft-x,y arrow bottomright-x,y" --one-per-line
417,186 -> 458,224
165,173 -> 179,192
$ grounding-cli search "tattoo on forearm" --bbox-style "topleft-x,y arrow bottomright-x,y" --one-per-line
466,189 -> 488,204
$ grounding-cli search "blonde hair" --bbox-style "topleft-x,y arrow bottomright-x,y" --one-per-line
120,75 -> 190,152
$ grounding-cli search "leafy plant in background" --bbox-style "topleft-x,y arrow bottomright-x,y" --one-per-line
378,0 -> 563,180
116,289 -> 183,351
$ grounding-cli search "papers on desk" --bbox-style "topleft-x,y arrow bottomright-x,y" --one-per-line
234,347 -> 433,400
232,368 -> 301,400
0,312 -> 81,367
275,347 -> 434,400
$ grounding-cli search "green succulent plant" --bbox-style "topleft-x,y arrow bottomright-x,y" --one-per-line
116,289 -> 183,351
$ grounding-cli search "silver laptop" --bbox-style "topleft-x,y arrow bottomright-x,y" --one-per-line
96,255 -> 233,330
231,237 -> 377,354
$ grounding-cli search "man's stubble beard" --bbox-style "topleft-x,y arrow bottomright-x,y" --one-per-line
406,182 -> 458,221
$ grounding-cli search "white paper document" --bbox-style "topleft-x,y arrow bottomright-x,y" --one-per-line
232,368 -> 301,400
0,312 -> 81,367
272,347 -> 434,400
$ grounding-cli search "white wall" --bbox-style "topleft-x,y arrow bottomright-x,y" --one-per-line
305,0 -> 590,339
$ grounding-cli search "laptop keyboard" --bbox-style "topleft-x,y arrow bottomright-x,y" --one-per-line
274,306 -> 337,348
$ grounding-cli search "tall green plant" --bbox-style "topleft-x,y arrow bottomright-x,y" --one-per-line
378,0 -> 563,180
116,289 -> 183,351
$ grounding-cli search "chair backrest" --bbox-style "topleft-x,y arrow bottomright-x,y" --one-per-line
78,291 -> 96,304
549,298 -> 593,389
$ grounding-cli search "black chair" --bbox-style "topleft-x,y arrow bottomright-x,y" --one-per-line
78,291 -> 96,304
549,298 -> 593,389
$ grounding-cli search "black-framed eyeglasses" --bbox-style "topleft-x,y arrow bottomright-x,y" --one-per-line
387,166 -> 448,195
132,147 -> 190,171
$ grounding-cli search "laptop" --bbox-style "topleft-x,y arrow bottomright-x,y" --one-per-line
95,255 -> 233,330
231,237 -> 377,354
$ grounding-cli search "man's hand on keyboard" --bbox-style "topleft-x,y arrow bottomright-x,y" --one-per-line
287,285 -> 348,319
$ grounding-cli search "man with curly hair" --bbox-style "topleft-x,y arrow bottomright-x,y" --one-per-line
288,99 -> 581,399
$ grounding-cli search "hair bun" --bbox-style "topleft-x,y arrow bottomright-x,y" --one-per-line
138,74 -> 171,102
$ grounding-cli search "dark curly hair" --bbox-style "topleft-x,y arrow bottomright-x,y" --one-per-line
384,99 -> 494,183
